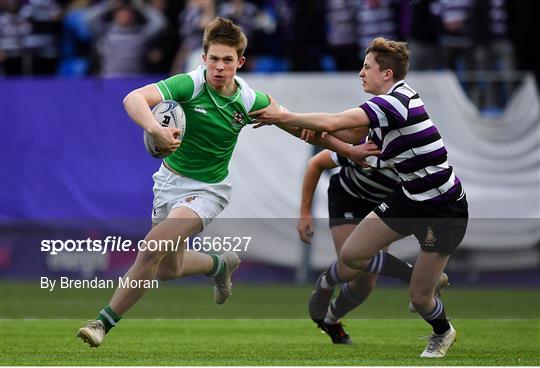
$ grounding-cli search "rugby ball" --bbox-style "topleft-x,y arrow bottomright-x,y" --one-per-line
144,100 -> 186,158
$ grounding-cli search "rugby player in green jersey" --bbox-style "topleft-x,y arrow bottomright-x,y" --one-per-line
77,17 -> 380,348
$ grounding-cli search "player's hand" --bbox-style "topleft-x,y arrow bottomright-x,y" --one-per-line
300,129 -> 316,142
349,141 -> 381,167
249,95 -> 284,128
297,214 -> 315,244
151,125 -> 181,154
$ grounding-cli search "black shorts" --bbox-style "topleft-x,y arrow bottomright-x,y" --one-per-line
373,188 -> 469,255
327,174 -> 378,228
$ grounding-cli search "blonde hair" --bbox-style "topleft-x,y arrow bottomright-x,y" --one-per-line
203,17 -> 248,58
365,37 -> 409,80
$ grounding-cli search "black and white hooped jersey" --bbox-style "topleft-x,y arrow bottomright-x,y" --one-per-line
330,150 -> 400,204
359,81 -> 464,202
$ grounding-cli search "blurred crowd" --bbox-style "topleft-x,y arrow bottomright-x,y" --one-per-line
0,0 -> 537,108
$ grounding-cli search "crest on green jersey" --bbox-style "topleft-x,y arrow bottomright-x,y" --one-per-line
230,111 -> 247,129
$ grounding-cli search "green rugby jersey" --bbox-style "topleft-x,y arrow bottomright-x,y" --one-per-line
155,65 -> 270,183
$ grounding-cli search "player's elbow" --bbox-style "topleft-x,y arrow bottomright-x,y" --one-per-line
325,113 -> 360,132
324,119 -> 342,132
324,123 -> 338,132
306,156 -> 323,173
122,91 -> 149,117
122,91 -> 138,109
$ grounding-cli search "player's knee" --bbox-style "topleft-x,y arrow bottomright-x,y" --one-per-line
339,255 -> 353,270
339,251 -> 369,271
339,248 -> 357,269
409,289 -> 432,312
156,267 -> 174,281
340,243 -> 373,270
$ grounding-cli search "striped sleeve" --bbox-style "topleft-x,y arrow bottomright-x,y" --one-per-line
360,94 -> 409,129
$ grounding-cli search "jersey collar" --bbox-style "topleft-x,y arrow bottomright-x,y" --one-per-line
387,80 -> 405,94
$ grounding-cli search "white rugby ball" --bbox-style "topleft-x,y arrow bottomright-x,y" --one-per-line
144,100 -> 186,159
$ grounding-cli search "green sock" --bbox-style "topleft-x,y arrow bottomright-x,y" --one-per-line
205,254 -> 225,277
97,305 -> 121,333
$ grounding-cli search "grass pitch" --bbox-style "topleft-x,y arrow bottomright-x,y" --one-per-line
1,319 -> 538,366
1,281 -> 539,365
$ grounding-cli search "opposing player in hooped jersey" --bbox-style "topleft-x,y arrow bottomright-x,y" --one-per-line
77,17 -> 379,348
251,37 -> 468,358
298,146 -> 449,345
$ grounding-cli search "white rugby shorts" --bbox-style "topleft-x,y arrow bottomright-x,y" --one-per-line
151,163 -> 232,229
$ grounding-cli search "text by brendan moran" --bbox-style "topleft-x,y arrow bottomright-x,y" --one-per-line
40,277 -> 159,291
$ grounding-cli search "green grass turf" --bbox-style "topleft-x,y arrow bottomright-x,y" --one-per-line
1,281 -> 539,319
1,281 -> 539,365
1,319 -> 538,366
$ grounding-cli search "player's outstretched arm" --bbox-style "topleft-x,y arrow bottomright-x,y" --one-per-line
274,124 -> 379,163
249,95 -> 371,132
267,102 -> 379,163
123,84 -> 181,154
298,150 -> 337,244
330,126 -> 369,144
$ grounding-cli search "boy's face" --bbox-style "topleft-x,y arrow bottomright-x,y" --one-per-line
203,44 -> 245,90
359,52 -> 390,95
114,7 -> 135,27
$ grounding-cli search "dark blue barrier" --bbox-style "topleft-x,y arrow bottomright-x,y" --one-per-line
0,222 -> 139,279
1,77 -> 167,220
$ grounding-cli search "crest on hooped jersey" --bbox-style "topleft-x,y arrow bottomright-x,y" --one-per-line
425,226 -> 436,246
